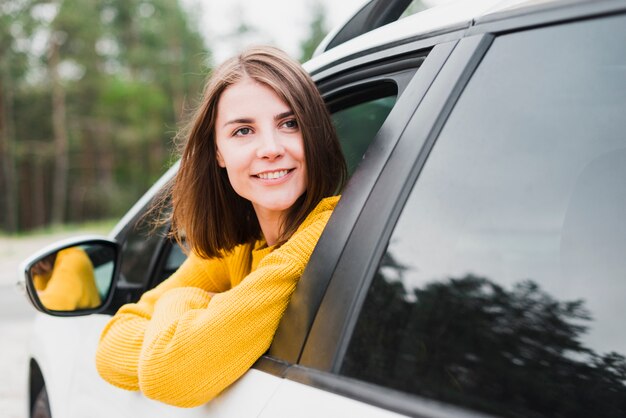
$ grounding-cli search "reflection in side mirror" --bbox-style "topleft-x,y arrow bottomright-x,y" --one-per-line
25,241 -> 117,314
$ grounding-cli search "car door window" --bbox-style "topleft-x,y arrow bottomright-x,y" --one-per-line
118,207 -> 169,287
340,14 -> 626,417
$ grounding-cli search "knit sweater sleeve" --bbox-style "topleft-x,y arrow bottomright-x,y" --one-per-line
36,247 -> 101,310
135,209 -> 332,407
95,252 -> 230,391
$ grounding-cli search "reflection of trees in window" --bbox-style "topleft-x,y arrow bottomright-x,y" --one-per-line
332,96 -> 396,176
342,252 -> 626,417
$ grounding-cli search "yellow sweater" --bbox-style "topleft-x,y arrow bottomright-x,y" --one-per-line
33,247 -> 101,310
96,196 -> 338,407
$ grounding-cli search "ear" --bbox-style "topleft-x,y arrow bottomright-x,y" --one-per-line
216,150 -> 226,168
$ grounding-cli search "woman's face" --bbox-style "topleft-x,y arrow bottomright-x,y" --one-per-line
215,77 -> 307,223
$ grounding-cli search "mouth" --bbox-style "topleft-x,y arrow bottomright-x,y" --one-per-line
254,169 -> 294,180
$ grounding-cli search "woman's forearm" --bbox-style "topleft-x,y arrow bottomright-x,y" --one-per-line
136,216 -> 329,407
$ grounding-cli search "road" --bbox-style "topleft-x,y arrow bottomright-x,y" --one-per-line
0,232 -> 92,418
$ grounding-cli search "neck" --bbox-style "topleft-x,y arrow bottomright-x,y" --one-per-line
254,209 -> 283,247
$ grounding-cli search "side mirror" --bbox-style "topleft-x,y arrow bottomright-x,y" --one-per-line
20,236 -> 120,316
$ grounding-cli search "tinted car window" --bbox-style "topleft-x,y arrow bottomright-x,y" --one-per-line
341,15 -> 626,418
119,208 -> 168,286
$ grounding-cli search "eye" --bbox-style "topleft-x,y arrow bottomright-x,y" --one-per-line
281,119 -> 298,130
233,127 -> 252,137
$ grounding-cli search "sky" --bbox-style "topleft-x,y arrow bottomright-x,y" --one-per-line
180,0 -> 369,63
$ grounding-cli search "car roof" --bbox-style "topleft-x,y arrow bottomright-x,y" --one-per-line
304,0 -> 582,74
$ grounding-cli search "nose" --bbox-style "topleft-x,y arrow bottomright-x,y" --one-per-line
256,130 -> 284,160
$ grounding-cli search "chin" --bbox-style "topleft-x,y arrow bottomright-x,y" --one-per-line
256,193 -> 303,214
265,200 -> 298,212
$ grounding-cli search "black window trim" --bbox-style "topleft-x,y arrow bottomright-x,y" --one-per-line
317,54 -> 425,96
325,80 -> 400,115
118,208 -> 170,291
309,28 -> 466,82
145,233 -> 179,291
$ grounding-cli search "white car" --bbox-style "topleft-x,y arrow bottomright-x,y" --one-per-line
20,0 -> 626,417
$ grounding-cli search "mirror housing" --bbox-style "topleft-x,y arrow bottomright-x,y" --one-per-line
19,236 -> 120,316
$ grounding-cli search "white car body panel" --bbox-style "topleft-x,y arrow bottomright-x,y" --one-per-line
30,314 -> 283,418
260,379 -> 408,418
307,0 -> 561,74
305,0 -> 503,73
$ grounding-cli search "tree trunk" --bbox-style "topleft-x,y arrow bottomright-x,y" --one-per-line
32,150 -> 47,228
49,33 -> 69,225
0,56 -> 18,233
168,32 -> 185,123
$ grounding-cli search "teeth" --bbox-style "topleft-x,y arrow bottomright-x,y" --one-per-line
258,170 -> 289,180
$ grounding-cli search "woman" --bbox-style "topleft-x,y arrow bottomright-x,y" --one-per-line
95,46 -> 347,407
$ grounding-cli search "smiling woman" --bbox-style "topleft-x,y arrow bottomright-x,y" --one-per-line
94,46 -> 347,408
215,79 -> 307,246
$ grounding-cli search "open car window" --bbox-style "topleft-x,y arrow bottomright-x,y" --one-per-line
152,84 -> 399,287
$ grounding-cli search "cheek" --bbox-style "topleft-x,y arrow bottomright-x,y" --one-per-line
220,154 -> 249,193
223,164 -> 244,186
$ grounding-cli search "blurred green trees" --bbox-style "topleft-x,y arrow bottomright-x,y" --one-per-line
299,1 -> 328,62
0,0 -> 209,233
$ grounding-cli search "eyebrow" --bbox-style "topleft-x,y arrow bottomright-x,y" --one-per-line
222,111 -> 294,128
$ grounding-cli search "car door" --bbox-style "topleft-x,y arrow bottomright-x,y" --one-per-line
266,8 -> 626,418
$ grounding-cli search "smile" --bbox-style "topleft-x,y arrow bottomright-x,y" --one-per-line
255,169 -> 292,180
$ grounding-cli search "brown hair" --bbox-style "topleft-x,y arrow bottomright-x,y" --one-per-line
169,46 -> 346,259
